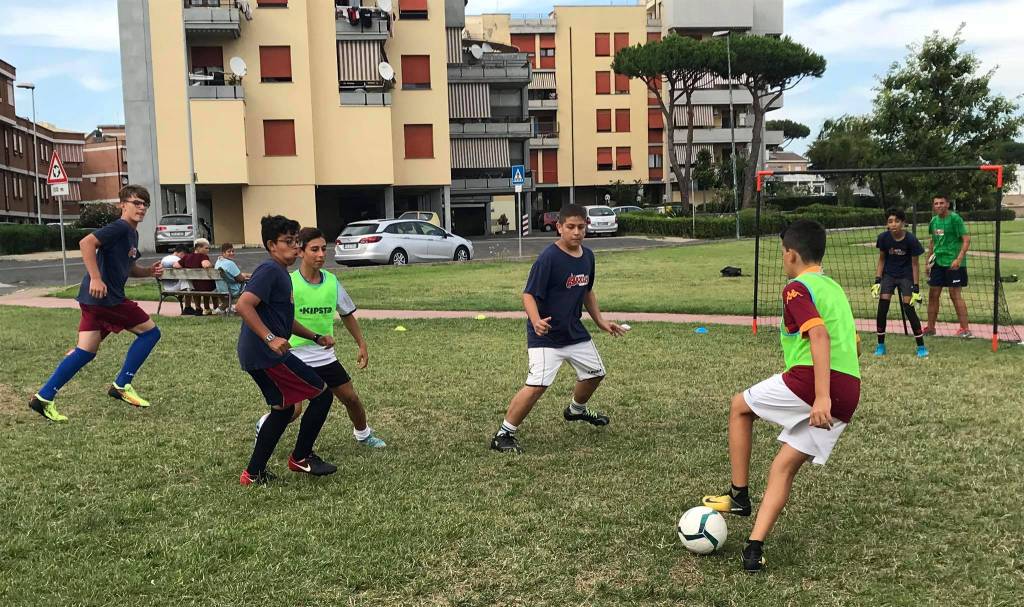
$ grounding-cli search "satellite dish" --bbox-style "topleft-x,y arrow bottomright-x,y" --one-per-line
378,61 -> 395,81
469,45 -> 483,60
378,0 -> 392,12
229,56 -> 247,77
481,43 -> 493,53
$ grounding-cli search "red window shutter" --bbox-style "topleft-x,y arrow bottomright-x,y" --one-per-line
400,0 -> 428,11
615,109 -> 630,132
530,149 -> 539,180
542,150 -> 558,183
616,147 -> 632,169
404,124 -> 433,159
596,109 -> 612,132
649,167 -> 663,180
539,34 -> 554,49
257,0 -> 287,6
648,128 -> 663,144
647,32 -> 662,43
539,35 -> 555,69
263,120 -> 296,156
597,147 -> 613,169
190,46 -> 223,70
596,71 -> 610,94
401,55 -> 431,86
595,33 -> 610,56
511,34 -> 536,68
259,46 -> 291,81
615,73 -> 629,94
647,108 -> 664,129
614,33 -> 629,54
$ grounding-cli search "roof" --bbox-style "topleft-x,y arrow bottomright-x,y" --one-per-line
768,151 -> 809,163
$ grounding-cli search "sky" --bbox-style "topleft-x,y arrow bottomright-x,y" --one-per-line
1,0 -> 1020,153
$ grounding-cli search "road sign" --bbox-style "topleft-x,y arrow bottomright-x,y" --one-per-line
510,164 -> 525,187
46,151 -> 68,185
50,183 -> 69,196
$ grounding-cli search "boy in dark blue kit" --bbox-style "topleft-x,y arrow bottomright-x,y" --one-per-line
29,185 -> 164,421
872,208 -> 928,358
236,216 -> 338,486
490,204 -> 627,454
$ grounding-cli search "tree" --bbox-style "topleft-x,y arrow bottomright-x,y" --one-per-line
693,148 -> 718,191
601,179 -> 644,206
766,119 -> 811,149
806,115 -> 879,205
709,35 -> 826,208
614,35 -> 720,212
872,27 -> 1023,209
75,203 -> 120,229
984,141 -> 1024,164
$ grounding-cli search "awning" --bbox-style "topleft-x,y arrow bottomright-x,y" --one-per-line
55,143 -> 84,164
673,105 -> 714,127
447,28 -> 462,63
673,143 -> 716,166
529,72 -> 556,90
337,40 -> 383,83
448,83 -> 491,119
450,138 -> 510,169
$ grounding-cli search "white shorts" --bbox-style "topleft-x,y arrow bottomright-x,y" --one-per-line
743,374 -> 848,465
526,340 -> 607,388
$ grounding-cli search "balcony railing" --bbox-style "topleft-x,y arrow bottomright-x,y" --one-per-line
451,175 -> 535,193
449,120 -> 533,138
187,83 -> 245,99
528,99 -> 558,110
335,6 -> 391,40
183,0 -> 243,38
529,134 -> 559,149
340,89 -> 392,106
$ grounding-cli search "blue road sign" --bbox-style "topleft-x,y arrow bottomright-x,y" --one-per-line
510,165 -> 525,186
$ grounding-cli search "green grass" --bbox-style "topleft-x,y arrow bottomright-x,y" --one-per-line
1,308 -> 1022,605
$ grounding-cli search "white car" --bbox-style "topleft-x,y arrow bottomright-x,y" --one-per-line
334,219 -> 474,266
583,205 -> 618,236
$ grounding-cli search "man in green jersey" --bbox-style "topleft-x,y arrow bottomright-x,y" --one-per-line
924,195 -> 972,337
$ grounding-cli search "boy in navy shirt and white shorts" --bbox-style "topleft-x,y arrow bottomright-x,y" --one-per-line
490,204 -> 627,454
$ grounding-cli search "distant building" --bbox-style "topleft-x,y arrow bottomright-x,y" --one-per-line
81,125 -> 128,205
766,150 -> 825,195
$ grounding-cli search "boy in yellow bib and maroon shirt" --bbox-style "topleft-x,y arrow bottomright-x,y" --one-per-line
703,219 -> 861,573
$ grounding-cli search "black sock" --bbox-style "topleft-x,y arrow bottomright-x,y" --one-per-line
292,390 -> 333,461
246,405 -> 294,475
731,484 -> 749,500
876,299 -> 891,344
903,303 -> 925,346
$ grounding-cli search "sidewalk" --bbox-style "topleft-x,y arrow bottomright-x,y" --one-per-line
0,292 -> 1016,341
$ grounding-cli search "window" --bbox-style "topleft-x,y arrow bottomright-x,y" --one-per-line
190,46 -> 224,71
614,33 -> 629,54
647,32 -> 662,43
596,109 -> 611,133
648,108 -> 664,129
597,147 -> 613,171
615,109 -> 630,132
648,146 -> 663,168
401,55 -> 431,89
399,0 -> 428,19
648,128 -> 663,144
616,147 -> 632,170
615,73 -> 629,94
530,149 -> 539,177
511,34 -> 536,68
263,120 -> 296,156
539,34 -> 555,68
415,222 -> 445,237
596,71 -> 610,95
256,0 -> 288,6
259,46 -> 292,82
404,124 -> 433,159
595,33 -> 610,57
6,81 -> 14,106
542,149 -> 558,183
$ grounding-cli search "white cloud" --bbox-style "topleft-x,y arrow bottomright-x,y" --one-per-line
0,1 -> 119,53
16,58 -> 119,93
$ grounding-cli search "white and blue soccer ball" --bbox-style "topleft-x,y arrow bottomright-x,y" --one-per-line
677,506 -> 728,554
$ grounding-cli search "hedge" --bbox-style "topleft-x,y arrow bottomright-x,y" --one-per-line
0,224 -> 91,255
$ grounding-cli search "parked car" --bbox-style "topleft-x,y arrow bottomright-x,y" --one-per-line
397,211 -> 441,226
583,205 -> 618,236
540,211 -> 559,232
334,219 -> 474,266
611,205 -> 644,215
155,214 -> 196,252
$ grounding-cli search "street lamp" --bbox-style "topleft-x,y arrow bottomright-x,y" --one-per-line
712,30 -> 740,239
15,82 -> 41,224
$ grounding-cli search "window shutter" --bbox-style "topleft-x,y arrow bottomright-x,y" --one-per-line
596,71 -> 610,94
259,46 -> 291,81
615,109 -> 630,132
597,147 -> 613,169
190,46 -> 224,69
263,120 -> 296,156
614,33 -> 629,53
616,147 -> 632,169
401,55 -> 431,87
596,109 -> 611,132
647,108 -> 664,129
404,124 -> 434,159
614,73 -> 629,94
595,33 -> 610,57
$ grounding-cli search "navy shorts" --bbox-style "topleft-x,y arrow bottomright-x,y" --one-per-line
247,353 -> 326,407
929,264 -> 968,288
312,360 -> 352,389
880,275 -> 913,297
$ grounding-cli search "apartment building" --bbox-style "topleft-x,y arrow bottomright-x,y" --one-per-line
0,59 -> 85,223
466,0 -> 785,211
81,125 -> 128,204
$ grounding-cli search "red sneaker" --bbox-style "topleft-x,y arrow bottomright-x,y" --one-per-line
239,469 -> 276,486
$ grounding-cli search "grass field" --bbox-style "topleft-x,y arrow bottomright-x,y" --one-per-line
1,308 -> 1022,606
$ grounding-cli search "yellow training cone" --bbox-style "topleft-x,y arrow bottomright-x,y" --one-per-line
474,314 -> 487,320
394,325 -> 407,332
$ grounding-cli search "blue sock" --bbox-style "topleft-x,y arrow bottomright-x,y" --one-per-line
39,348 -> 97,401
115,326 -> 161,387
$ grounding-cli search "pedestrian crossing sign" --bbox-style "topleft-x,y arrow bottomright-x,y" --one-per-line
511,165 -> 525,186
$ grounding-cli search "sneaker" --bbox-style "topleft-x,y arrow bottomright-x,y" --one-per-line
211,307 -> 225,316
701,491 -> 752,516
922,326 -> 936,336
563,406 -> 610,426
357,432 -> 387,448
955,328 -> 972,338
240,469 -> 277,486
490,432 -> 524,454
873,343 -> 887,357
742,542 -> 765,573
202,309 -> 213,316
28,394 -> 68,422
916,345 -> 929,358
108,383 -> 151,408
288,452 -> 338,476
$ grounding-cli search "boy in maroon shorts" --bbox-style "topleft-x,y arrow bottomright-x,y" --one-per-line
29,185 -> 164,421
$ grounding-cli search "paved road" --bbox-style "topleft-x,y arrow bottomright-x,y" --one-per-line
0,235 -> 670,294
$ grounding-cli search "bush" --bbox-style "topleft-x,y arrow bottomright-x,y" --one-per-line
76,203 -> 120,229
0,224 -> 91,255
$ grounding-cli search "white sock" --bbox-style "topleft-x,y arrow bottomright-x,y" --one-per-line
353,426 -> 372,441
498,420 -> 517,436
569,399 -> 587,414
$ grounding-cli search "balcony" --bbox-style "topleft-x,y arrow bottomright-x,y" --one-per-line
528,99 -> 558,110
673,127 -> 784,146
449,120 -> 533,139
187,83 -> 245,99
183,0 -> 242,38
452,175 -> 535,194
340,89 -> 392,106
448,54 -> 531,84
688,89 -> 783,109
335,6 -> 391,41
666,0 -> 753,31
529,134 -> 559,149
510,18 -> 556,34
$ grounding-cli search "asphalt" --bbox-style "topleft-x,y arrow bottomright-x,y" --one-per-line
0,234 -> 676,295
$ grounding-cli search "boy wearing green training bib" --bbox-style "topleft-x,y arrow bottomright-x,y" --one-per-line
702,220 -> 862,573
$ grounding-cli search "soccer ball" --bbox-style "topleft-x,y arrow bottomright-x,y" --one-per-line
677,506 -> 728,554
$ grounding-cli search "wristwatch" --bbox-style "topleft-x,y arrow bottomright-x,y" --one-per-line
312,333 -> 323,344
265,333 -> 277,343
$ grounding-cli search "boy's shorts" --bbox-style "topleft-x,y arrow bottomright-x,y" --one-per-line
79,301 -> 151,337
743,374 -> 848,465
311,360 -> 352,389
880,275 -> 913,297
526,340 -> 606,387
929,264 -> 968,288
247,353 -> 326,407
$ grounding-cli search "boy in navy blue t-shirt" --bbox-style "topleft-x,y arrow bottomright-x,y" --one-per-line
236,215 -> 337,486
490,204 -> 627,454
871,208 -> 928,358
